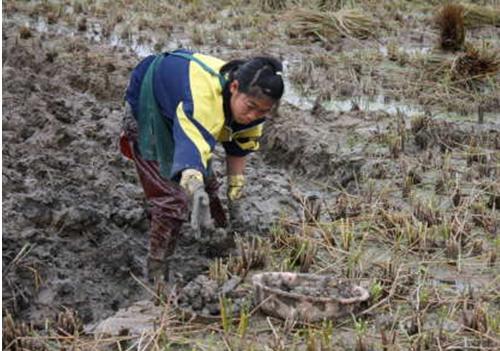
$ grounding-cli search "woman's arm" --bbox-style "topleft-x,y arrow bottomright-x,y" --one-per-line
226,155 -> 246,175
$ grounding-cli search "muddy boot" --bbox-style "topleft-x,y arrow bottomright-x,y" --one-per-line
128,141 -> 188,284
146,257 -> 167,284
147,207 -> 182,282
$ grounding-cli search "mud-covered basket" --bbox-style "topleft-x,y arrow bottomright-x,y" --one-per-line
253,272 -> 369,322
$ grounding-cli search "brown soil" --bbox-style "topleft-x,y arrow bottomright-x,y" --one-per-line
1,9 -> 307,325
177,275 -> 250,317
3,1 -> 499,350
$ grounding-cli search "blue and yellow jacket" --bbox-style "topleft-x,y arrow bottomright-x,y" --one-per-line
125,49 -> 265,180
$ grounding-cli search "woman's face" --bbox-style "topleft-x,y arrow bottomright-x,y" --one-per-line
229,80 -> 275,125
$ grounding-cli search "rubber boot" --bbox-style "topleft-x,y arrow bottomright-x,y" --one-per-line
120,106 -> 188,283
146,256 -> 167,283
147,210 -> 181,283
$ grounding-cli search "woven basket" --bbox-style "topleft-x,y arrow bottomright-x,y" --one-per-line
253,272 -> 369,322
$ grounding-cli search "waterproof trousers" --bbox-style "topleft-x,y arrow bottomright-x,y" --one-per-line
119,105 -> 227,266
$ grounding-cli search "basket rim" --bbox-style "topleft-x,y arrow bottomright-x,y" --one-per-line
252,272 -> 369,304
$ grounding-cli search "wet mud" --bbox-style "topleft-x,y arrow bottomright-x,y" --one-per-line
2,20 -> 147,324
1,15 -> 308,325
176,275 -> 250,317
3,1 -> 500,349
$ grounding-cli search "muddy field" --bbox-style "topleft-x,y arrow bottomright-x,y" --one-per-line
2,0 -> 500,350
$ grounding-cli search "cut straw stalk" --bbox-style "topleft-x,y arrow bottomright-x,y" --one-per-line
285,8 -> 377,42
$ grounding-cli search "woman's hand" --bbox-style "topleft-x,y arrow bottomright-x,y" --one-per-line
227,175 -> 245,201
226,155 -> 246,201
180,169 -> 204,195
180,169 -> 214,238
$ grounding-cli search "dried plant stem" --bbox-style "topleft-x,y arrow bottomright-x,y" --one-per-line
360,266 -> 402,316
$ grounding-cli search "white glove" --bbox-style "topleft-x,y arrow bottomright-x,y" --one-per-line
180,169 -> 204,195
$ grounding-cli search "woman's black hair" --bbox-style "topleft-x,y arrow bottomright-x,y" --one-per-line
220,56 -> 284,101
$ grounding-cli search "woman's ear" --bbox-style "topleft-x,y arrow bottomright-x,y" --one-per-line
229,80 -> 239,94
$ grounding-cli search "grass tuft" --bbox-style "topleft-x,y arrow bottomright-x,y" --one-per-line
463,3 -> 500,28
436,4 -> 465,51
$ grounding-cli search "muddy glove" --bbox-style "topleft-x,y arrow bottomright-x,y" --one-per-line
180,169 -> 214,239
227,175 -> 245,201
227,175 -> 250,230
